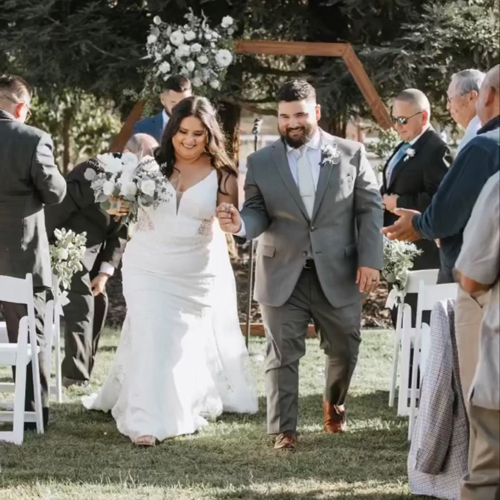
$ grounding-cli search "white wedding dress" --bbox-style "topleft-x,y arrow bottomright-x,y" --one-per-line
82,170 -> 258,441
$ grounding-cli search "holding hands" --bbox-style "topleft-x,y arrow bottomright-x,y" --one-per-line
216,203 -> 242,234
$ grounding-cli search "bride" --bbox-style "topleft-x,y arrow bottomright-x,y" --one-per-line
83,96 -> 258,445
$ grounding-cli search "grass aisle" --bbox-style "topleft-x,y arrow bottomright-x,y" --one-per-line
0,329 -> 423,500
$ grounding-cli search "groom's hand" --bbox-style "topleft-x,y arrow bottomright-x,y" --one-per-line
356,267 -> 380,294
216,203 -> 242,234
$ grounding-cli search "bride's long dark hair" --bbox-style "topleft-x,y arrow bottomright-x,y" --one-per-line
155,96 -> 237,193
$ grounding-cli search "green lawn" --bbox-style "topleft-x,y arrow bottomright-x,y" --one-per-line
0,329 -> 420,500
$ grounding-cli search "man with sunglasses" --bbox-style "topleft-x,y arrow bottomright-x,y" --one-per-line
383,65 -> 500,470
0,74 -> 66,430
381,89 -> 452,325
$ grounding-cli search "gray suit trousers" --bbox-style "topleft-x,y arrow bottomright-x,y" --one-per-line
261,264 -> 361,434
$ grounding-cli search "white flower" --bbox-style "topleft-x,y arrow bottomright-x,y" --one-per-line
184,30 -> 196,41
153,15 -> 162,25
56,248 -> 69,261
140,158 -> 160,173
221,16 -> 234,28
321,144 -> 341,166
179,44 -> 191,57
186,60 -> 196,72
102,181 -> 116,196
84,168 -> 96,181
210,80 -> 220,89
215,49 -> 233,67
197,54 -> 209,65
192,77 -> 203,87
147,34 -> 157,45
159,61 -> 171,74
170,30 -> 184,47
205,32 -> 212,40
404,148 -> 416,161
180,68 -> 190,76
120,181 -> 138,197
163,44 -> 172,55
121,152 -> 139,170
190,43 -> 202,53
227,28 -> 234,36
140,179 -> 156,197
97,154 -> 123,174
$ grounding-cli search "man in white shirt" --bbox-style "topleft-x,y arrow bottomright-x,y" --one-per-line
133,75 -> 192,142
217,80 -> 383,451
455,172 -> 500,500
446,69 -> 485,153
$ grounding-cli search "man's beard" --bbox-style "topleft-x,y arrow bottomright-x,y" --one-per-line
279,124 -> 315,149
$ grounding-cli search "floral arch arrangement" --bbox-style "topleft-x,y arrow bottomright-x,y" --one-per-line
143,9 -> 236,98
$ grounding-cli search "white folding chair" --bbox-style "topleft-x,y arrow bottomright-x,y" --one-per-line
0,274 -> 44,444
397,305 -> 430,418
48,275 -> 63,403
0,321 -> 8,343
388,269 -> 439,407
408,282 -> 458,439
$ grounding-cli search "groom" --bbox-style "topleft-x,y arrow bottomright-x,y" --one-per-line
217,80 -> 383,451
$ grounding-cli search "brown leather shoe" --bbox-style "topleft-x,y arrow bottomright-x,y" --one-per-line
274,430 -> 298,451
323,401 -> 347,433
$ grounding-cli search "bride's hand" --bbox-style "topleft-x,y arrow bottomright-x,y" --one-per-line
216,203 -> 242,234
106,197 -> 130,217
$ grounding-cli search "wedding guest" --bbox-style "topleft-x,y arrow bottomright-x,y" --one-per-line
455,171 -> 499,500
0,74 -> 66,428
381,89 -> 452,324
446,69 -> 485,153
45,134 -> 158,387
382,64 -> 500,422
133,75 -> 192,142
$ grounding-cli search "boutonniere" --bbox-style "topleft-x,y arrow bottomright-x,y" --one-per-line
321,143 -> 341,166
404,148 -> 416,161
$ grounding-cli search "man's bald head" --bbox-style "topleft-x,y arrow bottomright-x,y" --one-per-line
124,134 -> 159,158
392,89 -> 431,142
476,64 -> 500,126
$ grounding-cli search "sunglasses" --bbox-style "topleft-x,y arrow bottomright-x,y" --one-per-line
391,111 -> 423,126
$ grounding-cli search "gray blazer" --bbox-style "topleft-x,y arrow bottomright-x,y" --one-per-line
241,130 -> 383,308
408,299 -> 468,500
0,110 -> 66,288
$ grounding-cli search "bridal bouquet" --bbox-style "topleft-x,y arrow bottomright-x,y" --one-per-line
50,229 -> 87,290
382,236 -> 422,291
144,9 -> 236,95
84,153 -> 171,224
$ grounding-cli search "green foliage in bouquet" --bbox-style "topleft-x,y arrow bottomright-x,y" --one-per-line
382,236 -> 422,290
50,229 -> 87,290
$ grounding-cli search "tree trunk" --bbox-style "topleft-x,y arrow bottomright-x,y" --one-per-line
319,114 -> 347,138
62,107 -> 73,174
218,100 -> 241,168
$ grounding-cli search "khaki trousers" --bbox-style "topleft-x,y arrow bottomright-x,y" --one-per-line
455,288 -> 483,403
461,405 -> 500,500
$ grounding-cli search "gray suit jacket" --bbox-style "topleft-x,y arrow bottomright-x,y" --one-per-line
0,110 -> 66,288
241,130 -> 383,308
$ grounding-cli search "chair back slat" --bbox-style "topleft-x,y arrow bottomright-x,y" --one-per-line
405,269 -> 439,294
418,283 -> 458,312
0,275 -> 33,304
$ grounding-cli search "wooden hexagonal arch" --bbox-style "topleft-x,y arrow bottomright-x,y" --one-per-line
110,40 -> 391,152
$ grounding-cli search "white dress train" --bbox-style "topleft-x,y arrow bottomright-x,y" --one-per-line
82,171 -> 258,441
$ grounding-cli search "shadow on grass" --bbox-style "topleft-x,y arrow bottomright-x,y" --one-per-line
213,490 -> 420,500
0,391 -> 410,492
